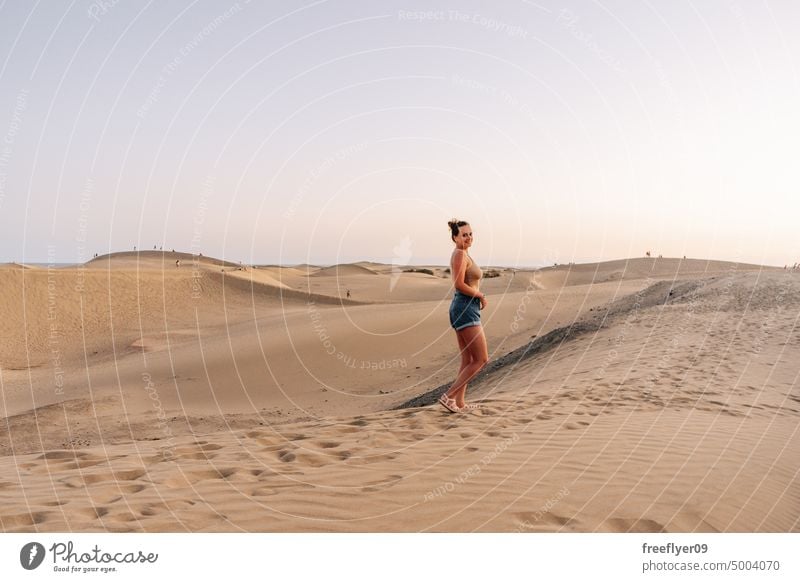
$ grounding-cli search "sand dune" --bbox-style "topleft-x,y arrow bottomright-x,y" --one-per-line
252,266 -> 316,278
0,257 -> 354,371
1,254 -> 797,532
86,250 -> 241,269
219,267 -> 295,290
310,264 -> 381,277
532,257 -> 776,288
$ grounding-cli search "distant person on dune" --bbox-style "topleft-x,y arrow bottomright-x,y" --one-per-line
438,218 -> 489,413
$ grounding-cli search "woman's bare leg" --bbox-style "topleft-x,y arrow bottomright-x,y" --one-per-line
446,325 -> 489,407
450,329 -> 473,407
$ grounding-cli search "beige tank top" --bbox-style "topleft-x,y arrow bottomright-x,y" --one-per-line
463,253 -> 482,286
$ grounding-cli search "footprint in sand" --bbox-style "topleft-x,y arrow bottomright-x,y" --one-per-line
109,511 -> 143,523
249,480 -> 315,497
0,511 -> 50,529
605,517 -> 666,533
314,441 -> 340,449
116,483 -> 147,494
37,450 -> 91,460
344,451 -> 399,465
164,468 -> 238,488
332,426 -> 362,435
144,499 -> 198,516
277,450 -> 296,462
59,458 -> 110,470
515,511 -> 575,531
172,443 -> 222,460
85,468 -> 147,484
175,451 -> 220,461
361,474 -> 403,493
73,506 -> 110,520
58,468 -> 147,488
250,486 -> 279,497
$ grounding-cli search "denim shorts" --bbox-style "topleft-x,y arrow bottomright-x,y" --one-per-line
449,290 -> 481,331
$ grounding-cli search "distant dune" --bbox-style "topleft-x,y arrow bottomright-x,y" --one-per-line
310,264 -> 380,277
86,250 -> 242,269
533,256 -> 779,288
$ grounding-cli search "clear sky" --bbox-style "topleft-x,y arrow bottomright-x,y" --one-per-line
1,0 -> 798,267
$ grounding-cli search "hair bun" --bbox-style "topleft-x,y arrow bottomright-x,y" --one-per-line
447,218 -> 468,241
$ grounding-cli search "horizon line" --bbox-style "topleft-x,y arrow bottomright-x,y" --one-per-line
3,251 -> 788,270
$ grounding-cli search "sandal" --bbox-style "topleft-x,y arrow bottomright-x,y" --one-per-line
460,402 -> 481,411
438,393 -> 460,413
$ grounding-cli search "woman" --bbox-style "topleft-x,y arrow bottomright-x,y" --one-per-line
439,219 -> 489,413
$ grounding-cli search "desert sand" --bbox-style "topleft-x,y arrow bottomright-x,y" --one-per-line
0,253 -> 797,532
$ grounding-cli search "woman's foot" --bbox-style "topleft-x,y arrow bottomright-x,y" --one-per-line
438,393 -> 460,413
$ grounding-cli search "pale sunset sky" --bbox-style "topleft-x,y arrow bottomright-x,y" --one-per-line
1,1 -> 798,267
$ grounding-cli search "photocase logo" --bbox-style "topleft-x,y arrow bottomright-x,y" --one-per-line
20,542 -> 46,570
389,235 -> 413,292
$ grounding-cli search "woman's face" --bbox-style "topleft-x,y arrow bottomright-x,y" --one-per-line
455,225 -> 473,248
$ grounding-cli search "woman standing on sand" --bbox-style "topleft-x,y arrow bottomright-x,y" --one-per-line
439,219 -> 489,413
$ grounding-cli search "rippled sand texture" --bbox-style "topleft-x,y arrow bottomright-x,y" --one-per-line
1,254 -> 797,531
